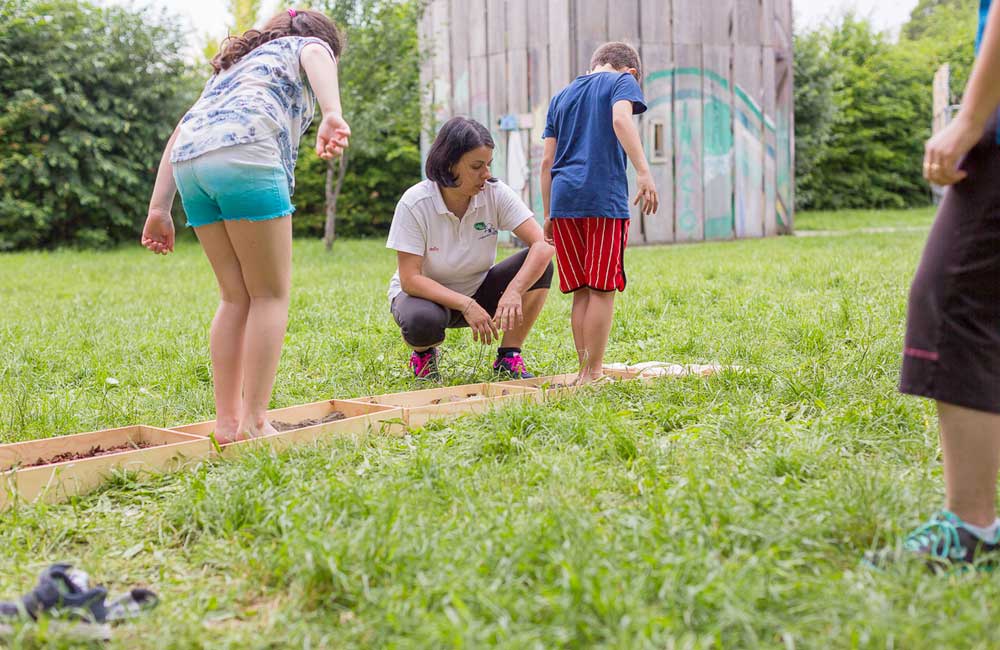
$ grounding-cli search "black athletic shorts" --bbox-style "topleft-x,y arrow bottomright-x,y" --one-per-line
900,116 -> 1000,413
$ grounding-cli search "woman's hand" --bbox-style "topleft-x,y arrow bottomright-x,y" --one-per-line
141,208 -> 175,255
462,300 -> 499,344
493,290 -> 523,332
317,113 -> 351,160
923,114 -> 985,186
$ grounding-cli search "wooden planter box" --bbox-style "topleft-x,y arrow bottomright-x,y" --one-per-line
171,399 -> 404,438
347,383 -> 540,428
0,426 -> 210,509
500,368 -> 640,398
209,404 -> 407,460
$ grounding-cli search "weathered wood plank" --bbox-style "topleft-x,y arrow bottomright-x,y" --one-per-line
673,0 -> 703,45
574,0 -> 608,74
418,3 -> 434,174
431,0 -> 453,128
734,0 -> 762,46
763,48 -> 778,236
639,44 -> 674,243
487,0 -> 507,54
702,45 -> 734,240
673,44 -> 704,241
701,0 -> 732,46
527,0 -> 551,219
548,0 -> 573,88
609,0 -> 640,44
733,45 -> 763,238
640,0 -> 671,44
775,42 -> 793,233
450,0 -> 471,115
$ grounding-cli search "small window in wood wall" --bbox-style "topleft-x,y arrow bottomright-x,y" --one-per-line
649,119 -> 667,163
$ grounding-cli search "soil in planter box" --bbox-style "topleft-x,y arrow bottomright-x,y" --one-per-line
271,410 -> 346,432
13,440 -> 155,470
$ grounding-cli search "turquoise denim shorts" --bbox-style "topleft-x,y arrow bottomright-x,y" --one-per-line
172,140 -> 294,228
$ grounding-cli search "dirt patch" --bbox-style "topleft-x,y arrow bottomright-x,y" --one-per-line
271,411 -> 346,432
16,440 -> 154,469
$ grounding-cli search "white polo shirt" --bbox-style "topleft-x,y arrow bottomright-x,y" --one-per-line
386,179 -> 534,302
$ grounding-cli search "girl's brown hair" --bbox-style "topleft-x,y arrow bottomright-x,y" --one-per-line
210,9 -> 344,73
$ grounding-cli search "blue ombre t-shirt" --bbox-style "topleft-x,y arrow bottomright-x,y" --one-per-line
543,72 -> 647,219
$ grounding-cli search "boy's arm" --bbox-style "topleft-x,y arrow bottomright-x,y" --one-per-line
541,137 -> 557,243
300,43 -> 351,159
924,1 -> 1000,185
141,124 -> 181,254
612,100 -> 659,215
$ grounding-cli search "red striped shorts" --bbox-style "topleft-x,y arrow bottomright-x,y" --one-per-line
551,217 -> 629,293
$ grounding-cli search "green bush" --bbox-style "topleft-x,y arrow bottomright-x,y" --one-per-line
794,2 -> 977,211
0,0 -> 197,250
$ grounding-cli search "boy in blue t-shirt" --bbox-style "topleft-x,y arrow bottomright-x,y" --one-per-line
541,42 -> 659,385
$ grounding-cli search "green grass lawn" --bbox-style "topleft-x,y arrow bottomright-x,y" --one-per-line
794,206 -> 935,231
2,207 -> 996,649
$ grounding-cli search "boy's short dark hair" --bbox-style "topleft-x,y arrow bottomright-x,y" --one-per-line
424,117 -> 496,187
590,42 -> 641,80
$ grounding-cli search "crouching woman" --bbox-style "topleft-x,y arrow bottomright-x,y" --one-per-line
386,117 -> 555,379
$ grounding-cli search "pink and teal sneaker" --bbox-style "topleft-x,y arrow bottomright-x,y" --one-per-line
493,350 -> 534,379
410,348 -> 440,380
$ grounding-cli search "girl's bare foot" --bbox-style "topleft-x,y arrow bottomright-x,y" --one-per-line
242,416 -> 279,439
213,417 -> 244,445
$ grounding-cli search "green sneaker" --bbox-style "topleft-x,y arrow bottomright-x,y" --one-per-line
865,511 -> 1000,572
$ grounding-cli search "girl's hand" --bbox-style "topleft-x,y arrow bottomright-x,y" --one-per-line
493,291 -> 523,332
141,208 -> 175,255
923,114 -> 985,186
543,217 -> 554,245
317,113 -> 351,160
463,300 -> 499,345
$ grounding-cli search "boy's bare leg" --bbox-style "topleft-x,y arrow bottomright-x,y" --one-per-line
499,288 -> 549,348
939,401 -> 1000,527
571,289 -> 591,379
226,216 -> 293,439
579,290 -> 615,382
194,222 -> 251,444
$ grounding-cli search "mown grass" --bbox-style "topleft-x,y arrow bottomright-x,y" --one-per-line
3,207 -> 997,649
794,206 -> 935,231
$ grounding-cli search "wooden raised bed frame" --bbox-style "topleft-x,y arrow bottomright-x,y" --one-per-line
347,383 -> 540,428
170,399 -> 404,438
0,426 -> 210,509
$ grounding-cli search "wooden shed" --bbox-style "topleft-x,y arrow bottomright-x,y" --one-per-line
418,0 -> 795,243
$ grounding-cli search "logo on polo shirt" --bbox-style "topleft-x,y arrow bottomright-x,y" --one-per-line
474,221 -> 498,239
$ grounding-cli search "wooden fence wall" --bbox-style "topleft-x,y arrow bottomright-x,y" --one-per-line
419,0 -> 795,244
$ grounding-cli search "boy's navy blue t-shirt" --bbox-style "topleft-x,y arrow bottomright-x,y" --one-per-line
543,72 -> 646,219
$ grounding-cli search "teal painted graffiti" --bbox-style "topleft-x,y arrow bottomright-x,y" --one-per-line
677,102 -> 698,236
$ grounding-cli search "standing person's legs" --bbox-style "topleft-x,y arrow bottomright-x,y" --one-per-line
880,119 -> 1000,567
570,290 -> 590,368
225,215 -> 293,437
939,402 -> 1000,527
554,218 -> 628,383
193,222 -> 251,443
578,290 -> 616,381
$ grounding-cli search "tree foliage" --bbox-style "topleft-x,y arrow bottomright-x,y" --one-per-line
0,0 -> 197,250
794,3 -> 978,210
290,0 -> 423,239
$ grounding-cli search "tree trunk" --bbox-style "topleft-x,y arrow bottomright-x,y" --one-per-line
324,150 -> 348,252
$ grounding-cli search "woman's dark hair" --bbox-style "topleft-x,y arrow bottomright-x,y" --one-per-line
211,9 -> 344,73
424,117 -> 496,187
